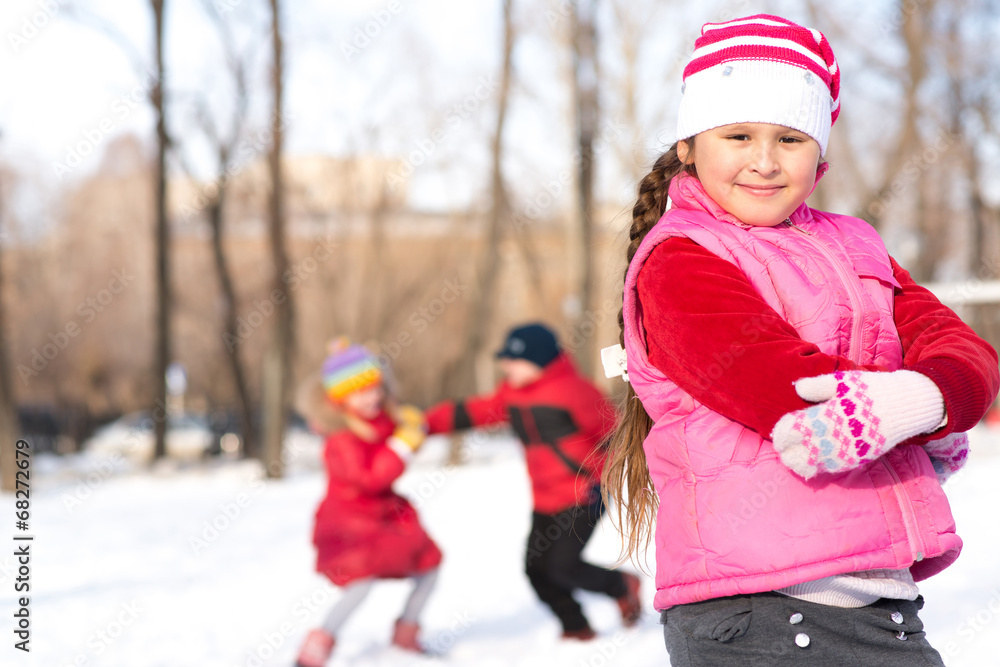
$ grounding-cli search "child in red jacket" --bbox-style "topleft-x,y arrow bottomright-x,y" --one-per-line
426,323 -> 641,639
293,339 -> 442,667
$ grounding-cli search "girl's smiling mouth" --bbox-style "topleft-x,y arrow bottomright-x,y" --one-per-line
737,183 -> 785,196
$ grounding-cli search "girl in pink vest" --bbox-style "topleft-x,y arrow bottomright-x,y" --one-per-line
601,14 -> 999,666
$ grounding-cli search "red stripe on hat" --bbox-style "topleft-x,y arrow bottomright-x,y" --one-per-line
681,14 -> 840,125
698,24 -> 820,50
684,47 -> 832,88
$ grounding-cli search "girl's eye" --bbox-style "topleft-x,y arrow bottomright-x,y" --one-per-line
727,134 -> 750,141
779,136 -> 804,144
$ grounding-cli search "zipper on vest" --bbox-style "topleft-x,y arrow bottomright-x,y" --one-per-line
784,220 -> 865,363
881,458 -> 926,562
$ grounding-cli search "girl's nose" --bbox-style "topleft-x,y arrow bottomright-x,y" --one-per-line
750,143 -> 779,175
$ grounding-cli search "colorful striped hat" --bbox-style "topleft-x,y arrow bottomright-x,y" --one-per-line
321,338 -> 382,402
676,14 -> 840,155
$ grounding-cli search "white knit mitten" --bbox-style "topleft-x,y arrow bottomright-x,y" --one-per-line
771,370 -> 946,479
922,432 -> 969,485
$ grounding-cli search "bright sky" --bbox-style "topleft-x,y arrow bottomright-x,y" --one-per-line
0,0 -> 503,206
0,0 -> 919,224
0,0 -> 718,219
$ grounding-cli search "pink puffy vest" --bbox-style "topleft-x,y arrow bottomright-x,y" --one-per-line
623,174 -> 960,611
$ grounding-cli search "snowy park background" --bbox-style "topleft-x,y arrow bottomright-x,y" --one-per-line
2,0 -> 1000,665
1,423 -> 999,666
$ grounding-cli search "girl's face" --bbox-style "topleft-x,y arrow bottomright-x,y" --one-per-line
678,123 -> 821,227
342,384 -> 385,420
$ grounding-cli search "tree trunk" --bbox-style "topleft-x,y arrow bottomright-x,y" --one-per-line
187,0 -> 256,458
0,167 -> 18,492
442,0 -> 515,399
208,194 -> 257,458
568,0 -> 598,377
358,180 -> 388,341
261,0 -> 292,479
150,0 -> 171,460
855,0 -> 933,227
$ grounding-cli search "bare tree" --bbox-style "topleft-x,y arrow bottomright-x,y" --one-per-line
183,0 -> 259,458
150,0 -> 171,460
944,0 -> 1000,279
860,0 -> 935,229
260,0 -> 293,479
63,1 -> 173,458
809,0 -> 936,229
568,0 -> 599,375
606,0 -> 673,187
441,0 -> 516,399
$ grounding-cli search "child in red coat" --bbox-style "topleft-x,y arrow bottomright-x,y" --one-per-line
294,340 -> 442,667
425,323 -> 641,639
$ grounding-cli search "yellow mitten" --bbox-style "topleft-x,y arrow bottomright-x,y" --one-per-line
387,405 -> 428,462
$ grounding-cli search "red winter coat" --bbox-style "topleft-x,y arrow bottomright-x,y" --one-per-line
638,237 -> 999,442
312,411 -> 442,586
426,353 -> 616,514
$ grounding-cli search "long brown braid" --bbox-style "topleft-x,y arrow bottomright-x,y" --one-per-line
602,141 -> 695,566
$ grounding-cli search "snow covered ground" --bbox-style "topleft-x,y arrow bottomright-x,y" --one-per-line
3,425 -> 1000,666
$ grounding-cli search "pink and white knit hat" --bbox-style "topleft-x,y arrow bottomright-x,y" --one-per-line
676,14 -> 840,155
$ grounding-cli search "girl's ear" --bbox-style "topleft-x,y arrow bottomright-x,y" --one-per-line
677,139 -> 693,165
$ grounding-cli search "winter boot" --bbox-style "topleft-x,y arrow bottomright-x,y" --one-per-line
616,572 -> 642,627
295,628 -> 335,667
391,619 -> 426,653
561,624 -> 597,641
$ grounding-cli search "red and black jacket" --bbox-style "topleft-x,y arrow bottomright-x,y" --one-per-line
426,353 -> 616,514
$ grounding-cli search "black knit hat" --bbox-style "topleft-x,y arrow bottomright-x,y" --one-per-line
495,323 -> 560,368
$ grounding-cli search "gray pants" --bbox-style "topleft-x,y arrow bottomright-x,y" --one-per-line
661,592 -> 946,667
321,569 -> 439,637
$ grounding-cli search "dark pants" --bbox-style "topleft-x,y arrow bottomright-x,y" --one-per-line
661,592 -> 946,667
524,494 -> 626,632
